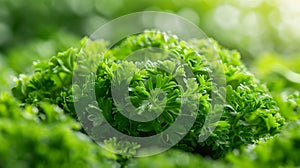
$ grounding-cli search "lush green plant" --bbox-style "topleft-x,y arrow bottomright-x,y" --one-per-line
12,30 -> 284,159
227,121 -> 300,168
0,93 -> 119,168
224,92 -> 300,168
1,1 -> 300,167
252,52 -> 300,122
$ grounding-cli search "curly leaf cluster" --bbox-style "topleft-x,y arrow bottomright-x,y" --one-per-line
12,30 -> 284,158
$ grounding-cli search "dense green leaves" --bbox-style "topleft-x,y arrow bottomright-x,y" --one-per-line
0,120 -> 116,168
12,30 -> 284,159
12,48 -> 78,115
1,1 -> 299,167
227,120 -> 300,168
0,93 -> 119,168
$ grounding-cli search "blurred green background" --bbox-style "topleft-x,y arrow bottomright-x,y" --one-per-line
0,0 -> 300,94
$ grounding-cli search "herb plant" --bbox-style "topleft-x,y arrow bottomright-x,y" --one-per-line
12,30 -> 284,159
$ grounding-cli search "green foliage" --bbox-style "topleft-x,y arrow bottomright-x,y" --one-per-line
253,52 -> 300,93
127,149 -> 229,168
0,56 -> 14,92
12,47 -> 78,113
1,1 -> 300,167
178,38 -> 284,158
272,90 -> 300,122
225,93 -> 300,168
227,119 -> 300,168
0,93 -> 119,168
0,120 -> 116,168
104,137 -> 141,166
252,52 -> 300,122
12,30 -> 284,159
